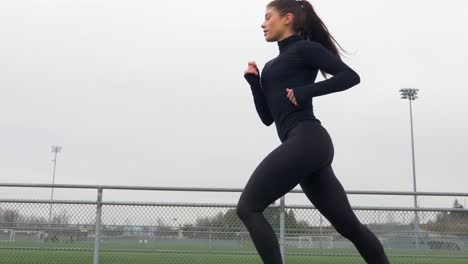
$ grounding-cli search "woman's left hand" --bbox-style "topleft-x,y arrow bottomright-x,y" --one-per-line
286,88 -> 299,106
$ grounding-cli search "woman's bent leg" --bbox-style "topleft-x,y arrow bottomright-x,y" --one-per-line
236,136 -> 319,263
299,164 -> 390,264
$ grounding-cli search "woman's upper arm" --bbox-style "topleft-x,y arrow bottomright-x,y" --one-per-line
296,41 -> 353,75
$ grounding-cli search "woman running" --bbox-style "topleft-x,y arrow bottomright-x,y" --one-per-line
236,0 -> 390,263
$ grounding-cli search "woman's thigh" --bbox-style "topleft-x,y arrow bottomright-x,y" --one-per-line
299,164 -> 361,230
237,141 -> 301,212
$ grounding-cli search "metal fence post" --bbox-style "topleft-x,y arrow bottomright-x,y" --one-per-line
93,187 -> 103,264
280,195 -> 286,264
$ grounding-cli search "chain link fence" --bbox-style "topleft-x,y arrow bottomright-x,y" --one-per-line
1,183 -> 468,264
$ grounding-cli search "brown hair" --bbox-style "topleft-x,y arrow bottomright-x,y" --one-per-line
267,0 -> 349,78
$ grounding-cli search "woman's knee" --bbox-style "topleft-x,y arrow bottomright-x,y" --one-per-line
236,200 -> 252,221
236,203 -> 246,220
236,199 -> 261,221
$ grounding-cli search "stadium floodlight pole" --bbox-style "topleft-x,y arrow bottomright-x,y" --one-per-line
48,145 -> 62,224
399,88 -> 420,249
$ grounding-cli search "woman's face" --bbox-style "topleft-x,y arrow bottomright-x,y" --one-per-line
261,7 -> 293,42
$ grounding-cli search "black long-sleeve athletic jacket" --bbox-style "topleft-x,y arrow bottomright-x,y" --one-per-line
244,34 -> 360,142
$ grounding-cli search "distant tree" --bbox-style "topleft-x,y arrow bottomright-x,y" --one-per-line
450,199 -> 468,221
425,198 -> 468,233
51,209 -> 70,224
223,209 -> 242,229
0,209 -> 21,228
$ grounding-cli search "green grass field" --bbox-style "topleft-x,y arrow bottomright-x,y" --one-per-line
1,249 -> 468,264
1,240 -> 467,264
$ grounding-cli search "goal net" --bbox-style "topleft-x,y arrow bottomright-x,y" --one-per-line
12,230 -> 45,242
0,229 -> 14,242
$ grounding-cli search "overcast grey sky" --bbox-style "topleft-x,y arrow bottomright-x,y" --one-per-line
1,0 -> 467,208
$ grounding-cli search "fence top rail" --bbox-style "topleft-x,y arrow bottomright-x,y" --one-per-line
2,199 -> 468,212
1,182 -> 468,197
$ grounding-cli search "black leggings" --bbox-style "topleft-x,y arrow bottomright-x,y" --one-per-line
236,120 -> 390,264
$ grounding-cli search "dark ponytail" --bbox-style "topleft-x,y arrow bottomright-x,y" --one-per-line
267,0 -> 349,79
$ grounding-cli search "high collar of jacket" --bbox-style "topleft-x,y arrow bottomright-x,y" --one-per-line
278,34 -> 303,54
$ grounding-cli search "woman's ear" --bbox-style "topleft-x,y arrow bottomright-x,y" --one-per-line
283,13 -> 295,26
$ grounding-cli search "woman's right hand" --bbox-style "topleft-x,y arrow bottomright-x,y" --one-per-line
244,61 -> 259,76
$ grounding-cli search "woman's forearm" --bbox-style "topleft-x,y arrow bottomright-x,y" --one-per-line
244,73 -> 274,126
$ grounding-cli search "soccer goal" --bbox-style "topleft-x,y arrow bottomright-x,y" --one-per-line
11,230 -> 45,242
285,235 -> 334,249
0,229 -> 14,242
